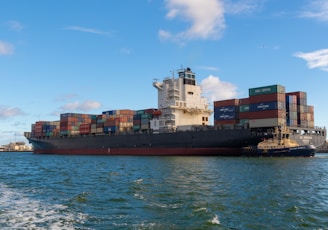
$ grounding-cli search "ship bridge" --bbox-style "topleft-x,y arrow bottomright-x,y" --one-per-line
153,67 -> 212,131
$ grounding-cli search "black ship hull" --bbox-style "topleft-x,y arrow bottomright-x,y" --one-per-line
28,126 -> 326,156
28,128 -> 267,156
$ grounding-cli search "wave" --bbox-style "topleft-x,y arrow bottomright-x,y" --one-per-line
0,184 -> 88,230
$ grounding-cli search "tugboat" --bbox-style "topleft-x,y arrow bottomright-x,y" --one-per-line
242,126 -> 316,157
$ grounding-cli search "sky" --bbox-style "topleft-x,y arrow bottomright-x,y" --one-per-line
1,0 -> 328,145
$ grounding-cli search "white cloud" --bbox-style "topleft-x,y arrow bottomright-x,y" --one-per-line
201,75 -> 238,103
223,0 -> 263,15
63,26 -> 111,36
0,106 -> 25,118
159,0 -> 226,43
5,20 -> 24,31
0,41 -> 14,55
300,0 -> 328,21
120,47 -> 132,55
197,66 -> 219,71
294,49 -> 328,72
59,100 -> 101,112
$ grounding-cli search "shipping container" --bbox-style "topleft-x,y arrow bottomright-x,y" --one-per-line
286,103 -> 297,112
287,111 -> 298,120
248,92 -> 285,104
141,123 -> 150,130
133,125 -> 141,131
249,118 -> 286,128
214,119 -> 239,126
214,112 -> 238,120
286,91 -> 307,105
239,98 -> 249,105
239,105 -> 249,112
249,101 -> 285,112
239,109 -> 286,119
249,84 -> 285,96
79,123 -> 91,134
144,108 -> 162,117
104,126 -> 117,133
286,95 -> 297,104
214,105 -> 237,113
214,99 -> 239,107
286,119 -> 298,127
239,119 -> 249,125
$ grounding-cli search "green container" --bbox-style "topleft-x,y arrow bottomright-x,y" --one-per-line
249,84 -> 285,96
239,105 -> 249,112
239,119 -> 249,125
135,110 -> 145,115
133,125 -> 140,131
141,114 -> 151,119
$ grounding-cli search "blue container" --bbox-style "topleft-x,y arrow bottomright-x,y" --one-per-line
214,112 -> 237,120
249,101 -> 285,112
214,106 -> 237,113
103,126 -> 117,133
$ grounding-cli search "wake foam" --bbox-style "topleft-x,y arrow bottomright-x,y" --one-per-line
0,184 -> 87,230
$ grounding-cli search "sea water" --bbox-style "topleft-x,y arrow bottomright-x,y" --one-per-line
1,152 -> 328,229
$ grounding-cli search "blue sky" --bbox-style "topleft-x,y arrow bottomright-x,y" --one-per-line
1,0 -> 328,145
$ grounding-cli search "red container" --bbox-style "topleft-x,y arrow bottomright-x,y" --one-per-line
79,123 -> 91,134
239,110 -> 286,119
214,99 -> 239,108
214,119 -> 239,125
286,91 -> 307,99
239,98 -> 249,105
248,93 -> 285,104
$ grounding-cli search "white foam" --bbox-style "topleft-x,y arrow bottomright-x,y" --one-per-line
195,207 -> 207,212
0,184 -> 88,230
134,178 -> 143,183
210,214 -> 220,225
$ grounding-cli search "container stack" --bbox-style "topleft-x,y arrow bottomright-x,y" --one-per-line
213,84 -> 315,129
31,121 -> 60,138
238,98 -> 250,125
247,84 -> 286,128
90,114 -> 106,134
102,109 -> 134,134
286,94 -> 297,127
286,92 -> 314,128
213,99 -> 240,126
60,113 -> 92,136
133,108 -> 161,132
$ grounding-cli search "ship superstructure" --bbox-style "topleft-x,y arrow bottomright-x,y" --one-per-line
153,68 -> 212,132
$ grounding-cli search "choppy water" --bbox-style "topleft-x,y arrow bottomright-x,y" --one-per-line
1,152 -> 328,229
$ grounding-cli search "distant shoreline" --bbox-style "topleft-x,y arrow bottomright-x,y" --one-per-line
0,150 -> 33,153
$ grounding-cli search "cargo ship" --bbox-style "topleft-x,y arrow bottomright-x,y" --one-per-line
25,67 -> 326,156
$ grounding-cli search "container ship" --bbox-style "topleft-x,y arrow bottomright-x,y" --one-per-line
25,67 -> 326,156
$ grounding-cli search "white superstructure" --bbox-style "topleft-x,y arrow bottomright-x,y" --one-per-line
153,67 -> 212,131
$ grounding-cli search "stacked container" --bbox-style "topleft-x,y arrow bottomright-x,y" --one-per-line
213,84 -> 315,129
247,85 -> 286,128
286,95 -> 297,127
60,113 -> 92,136
213,99 -> 239,126
238,98 -> 250,125
32,121 -> 60,137
286,92 -> 313,128
102,109 -> 134,134
133,108 -> 161,132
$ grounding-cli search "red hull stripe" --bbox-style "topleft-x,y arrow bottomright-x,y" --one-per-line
34,147 -> 242,156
